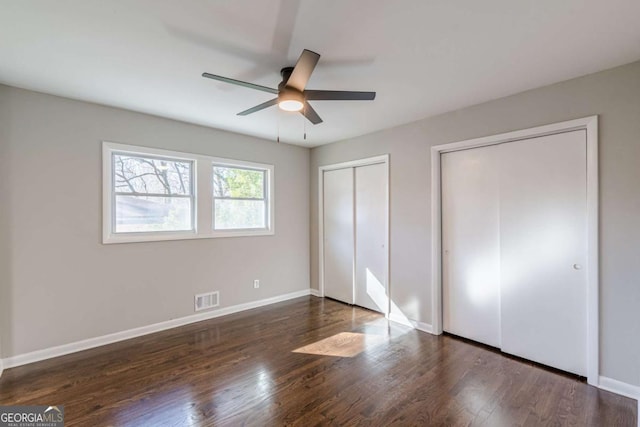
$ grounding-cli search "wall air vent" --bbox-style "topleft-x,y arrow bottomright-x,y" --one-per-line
195,291 -> 219,312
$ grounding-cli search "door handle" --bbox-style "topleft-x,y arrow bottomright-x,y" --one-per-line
573,264 -> 582,270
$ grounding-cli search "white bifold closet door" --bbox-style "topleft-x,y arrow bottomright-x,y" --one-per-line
323,163 -> 388,313
499,131 -> 587,375
442,144 -> 502,348
323,168 -> 355,304
442,130 -> 588,376
354,163 -> 388,312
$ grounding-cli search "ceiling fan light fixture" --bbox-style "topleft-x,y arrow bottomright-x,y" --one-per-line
278,89 -> 305,112
279,99 -> 304,112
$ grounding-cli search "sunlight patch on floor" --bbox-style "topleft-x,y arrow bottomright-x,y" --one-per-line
292,332 -> 388,357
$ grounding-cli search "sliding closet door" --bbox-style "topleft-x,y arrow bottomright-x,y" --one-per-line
323,168 -> 355,304
499,130 -> 587,375
354,163 -> 388,313
441,145 -> 502,347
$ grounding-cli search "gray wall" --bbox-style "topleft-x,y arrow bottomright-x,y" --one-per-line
310,61 -> 640,386
0,85 -> 310,358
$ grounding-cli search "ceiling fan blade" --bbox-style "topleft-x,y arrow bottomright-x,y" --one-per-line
305,90 -> 376,101
286,49 -> 320,91
237,98 -> 279,116
301,102 -> 323,125
202,73 -> 278,94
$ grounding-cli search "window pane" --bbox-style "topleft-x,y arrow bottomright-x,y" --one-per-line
214,199 -> 266,230
115,195 -> 192,233
114,154 -> 191,195
213,166 -> 264,199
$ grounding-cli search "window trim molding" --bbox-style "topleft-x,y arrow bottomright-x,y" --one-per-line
102,141 -> 275,244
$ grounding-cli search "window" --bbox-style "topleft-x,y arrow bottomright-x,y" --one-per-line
213,165 -> 268,230
103,142 -> 274,243
112,153 -> 194,233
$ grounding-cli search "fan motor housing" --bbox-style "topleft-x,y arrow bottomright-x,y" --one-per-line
278,67 -> 297,91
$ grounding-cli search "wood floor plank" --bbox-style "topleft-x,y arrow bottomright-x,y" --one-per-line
0,297 -> 636,426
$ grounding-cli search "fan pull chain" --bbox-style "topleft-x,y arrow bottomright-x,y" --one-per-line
277,111 -> 280,143
303,104 -> 307,141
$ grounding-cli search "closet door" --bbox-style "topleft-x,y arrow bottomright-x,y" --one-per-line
354,163 -> 388,313
323,168 -> 355,304
441,145 -> 502,347
499,130 -> 587,376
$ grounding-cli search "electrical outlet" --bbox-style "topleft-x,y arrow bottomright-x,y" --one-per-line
253,279 -> 260,289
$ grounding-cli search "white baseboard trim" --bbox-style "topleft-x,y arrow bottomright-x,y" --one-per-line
598,376 -> 640,401
1,289 -> 312,371
309,288 -> 322,297
387,313 -> 434,334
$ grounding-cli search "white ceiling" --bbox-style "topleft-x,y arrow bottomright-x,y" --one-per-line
1,1 -> 640,147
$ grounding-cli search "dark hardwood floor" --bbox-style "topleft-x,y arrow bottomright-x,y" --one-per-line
0,296 -> 636,426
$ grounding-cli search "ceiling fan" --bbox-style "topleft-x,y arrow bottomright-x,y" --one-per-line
202,49 -> 376,125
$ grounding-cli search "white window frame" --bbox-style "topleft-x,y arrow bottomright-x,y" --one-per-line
211,159 -> 274,237
103,142 -> 275,244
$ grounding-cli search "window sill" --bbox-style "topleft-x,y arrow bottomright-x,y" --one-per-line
210,229 -> 275,239
103,229 -> 274,244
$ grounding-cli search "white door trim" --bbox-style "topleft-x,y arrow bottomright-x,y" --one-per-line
318,155 -> 390,315
430,116 -> 599,385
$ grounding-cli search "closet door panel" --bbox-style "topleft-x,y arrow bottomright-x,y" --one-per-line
323,168 -> 355,304
354,163 -> 388,313
441,145 -> 502,347
499,130 -> 587,375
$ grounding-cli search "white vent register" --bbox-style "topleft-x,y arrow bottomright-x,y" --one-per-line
195,291 -> 219,311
